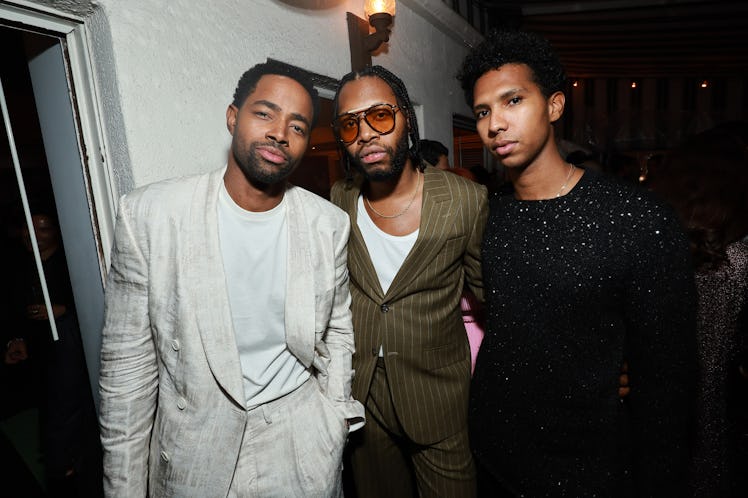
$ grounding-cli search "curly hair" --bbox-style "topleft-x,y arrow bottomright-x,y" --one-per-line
647,122 -> 748,271
232,60 -> 320,126
332,65 -> 422,180
457,29 -> 567,108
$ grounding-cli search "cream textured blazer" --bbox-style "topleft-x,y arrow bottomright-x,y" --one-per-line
99,167 -> 364,497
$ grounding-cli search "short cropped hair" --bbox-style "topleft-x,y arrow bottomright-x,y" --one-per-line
457,29 -> 567,107
419,139 -> 449,167
232,61 -> 320,126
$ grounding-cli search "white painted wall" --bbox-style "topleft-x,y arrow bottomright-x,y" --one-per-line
26,0 -> 481,192
378,0 -> 480,148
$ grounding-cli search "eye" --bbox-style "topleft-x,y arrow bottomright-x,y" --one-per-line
371,109 -> 391,121
291,124 -> 307,136
341,117 -> 357,130
508,96 -> 522,105
254,111 -> 270,119
475,109 -> 489,120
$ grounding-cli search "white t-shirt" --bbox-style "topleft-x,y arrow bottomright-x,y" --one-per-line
218,184 -> 309,408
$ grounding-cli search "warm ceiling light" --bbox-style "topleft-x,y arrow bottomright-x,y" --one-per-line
347,0 -> 397,70
365,0 -> 396,18
701,80 -> 709,88
631,81 -> 637,89
572,80 -> 579,87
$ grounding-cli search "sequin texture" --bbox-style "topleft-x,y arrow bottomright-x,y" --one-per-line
692,242 -> 748,497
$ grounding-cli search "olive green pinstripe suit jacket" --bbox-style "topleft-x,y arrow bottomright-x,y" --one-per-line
331,166 -> 488,444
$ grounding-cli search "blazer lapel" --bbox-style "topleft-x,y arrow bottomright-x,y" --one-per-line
284,187 -> 315,367
191,167 -> 246,407
385,167 -> 453,301
341,179 -> 386,302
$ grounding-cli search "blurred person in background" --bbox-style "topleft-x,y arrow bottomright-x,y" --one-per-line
648,121 -> 748,498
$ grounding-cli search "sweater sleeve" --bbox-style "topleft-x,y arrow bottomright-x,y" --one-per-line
98,194 -> 158,497
622,198 -> 697,496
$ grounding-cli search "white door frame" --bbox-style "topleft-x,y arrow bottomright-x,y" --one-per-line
1,0 -> 117,273
2,1 -> 118,404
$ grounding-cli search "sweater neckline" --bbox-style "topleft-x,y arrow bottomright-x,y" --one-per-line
507,167 -> 591,206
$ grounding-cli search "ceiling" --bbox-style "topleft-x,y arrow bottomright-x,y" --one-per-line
483,0 -> 748,78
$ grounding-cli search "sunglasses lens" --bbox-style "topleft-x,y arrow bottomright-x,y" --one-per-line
336,116 -> 359,144
365,105 -> 396,134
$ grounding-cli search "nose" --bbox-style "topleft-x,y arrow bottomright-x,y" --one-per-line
266,122 -> 289,146
488,110 -> 507,136
356,117 -> 379,143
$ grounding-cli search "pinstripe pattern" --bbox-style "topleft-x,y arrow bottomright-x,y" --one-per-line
331,166 -> 488,444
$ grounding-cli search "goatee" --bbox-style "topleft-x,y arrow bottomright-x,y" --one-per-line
353,132 -> 410,182
233,141 -> 297,186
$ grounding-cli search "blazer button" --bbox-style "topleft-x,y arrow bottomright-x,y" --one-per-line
380,303 -> 390,313
177,397 -> 187,410
171,339 -> 180,351
160,450 -> 170,462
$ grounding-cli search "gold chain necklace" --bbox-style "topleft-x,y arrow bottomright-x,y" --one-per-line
365,171 -> 422,219
555,163 -> 576,197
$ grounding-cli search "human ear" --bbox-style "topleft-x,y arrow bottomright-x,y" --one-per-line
226,104 -> 238,134
548,91 -> 565,123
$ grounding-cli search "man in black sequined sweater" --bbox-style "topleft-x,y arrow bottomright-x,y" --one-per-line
457,29 -> 698,497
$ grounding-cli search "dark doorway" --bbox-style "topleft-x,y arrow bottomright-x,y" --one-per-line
1,26 -> 103,497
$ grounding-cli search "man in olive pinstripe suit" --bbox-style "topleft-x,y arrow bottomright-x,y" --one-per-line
330,66 -> 488,498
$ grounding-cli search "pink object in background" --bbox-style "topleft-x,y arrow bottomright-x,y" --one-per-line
460,291 -> 484,375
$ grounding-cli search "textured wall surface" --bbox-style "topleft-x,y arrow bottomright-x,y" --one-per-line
28,0 -> 479,191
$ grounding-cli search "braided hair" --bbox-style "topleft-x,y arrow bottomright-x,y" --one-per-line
332,65 -> 423,180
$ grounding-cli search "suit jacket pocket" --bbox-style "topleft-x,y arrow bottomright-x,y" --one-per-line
433,235 -> 467,267
442,234 -> 466,250
424,340 -> 469,371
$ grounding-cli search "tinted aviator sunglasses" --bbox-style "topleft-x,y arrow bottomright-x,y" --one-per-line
332,103 -> 401,145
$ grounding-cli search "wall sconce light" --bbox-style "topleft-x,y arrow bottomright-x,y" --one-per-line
700,80 -> 709,88
347,0 -> 397,71
630,81 -> 637,89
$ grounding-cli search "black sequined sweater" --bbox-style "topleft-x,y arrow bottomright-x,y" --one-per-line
471,169 -> 697,497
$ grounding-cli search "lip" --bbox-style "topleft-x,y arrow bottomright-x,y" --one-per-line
359,145 -> 388,165
256,145 -> 288,164
491,139 -> 517,156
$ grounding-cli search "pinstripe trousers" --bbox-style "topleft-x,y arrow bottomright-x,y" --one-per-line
347,359 -> 476,498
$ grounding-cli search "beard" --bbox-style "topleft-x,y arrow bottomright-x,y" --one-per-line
351,130 -> 410,182
232,140 -> 299,186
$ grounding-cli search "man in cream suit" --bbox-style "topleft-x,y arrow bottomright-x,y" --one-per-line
329,66 -> 487,497
98,61 -> 364,498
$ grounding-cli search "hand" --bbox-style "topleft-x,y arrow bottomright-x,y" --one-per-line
618,361 -> 630,398
4,338 -> 28,365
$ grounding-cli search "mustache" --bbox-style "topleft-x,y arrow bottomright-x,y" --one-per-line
254,141 -> 290,162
